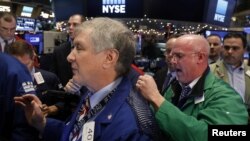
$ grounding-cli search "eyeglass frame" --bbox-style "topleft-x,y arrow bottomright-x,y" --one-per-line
0,26 -> 16,33
170,51 -> 200,61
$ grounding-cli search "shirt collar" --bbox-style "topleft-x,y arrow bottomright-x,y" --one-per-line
180,76 -> 200,90
89,77 -> 122,108
225,62 -> 244,72
30,67 -> 35,81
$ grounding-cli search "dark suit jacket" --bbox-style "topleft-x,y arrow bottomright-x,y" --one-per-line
34,68 -> 63,106
34,68 -> 78,120
50,42 -> 72,86
153,66 -> 168,92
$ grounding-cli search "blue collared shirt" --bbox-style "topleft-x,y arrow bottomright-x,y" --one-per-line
89,77 -> 122,109
226,64 -> 245,101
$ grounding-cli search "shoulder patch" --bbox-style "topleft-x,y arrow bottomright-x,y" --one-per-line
22,81 -> 35,93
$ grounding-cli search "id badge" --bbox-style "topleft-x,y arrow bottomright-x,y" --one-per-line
82,121 -> 95,141
34,72 -> 45,84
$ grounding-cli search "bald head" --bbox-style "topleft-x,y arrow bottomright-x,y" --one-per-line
171,34 -> 210,84
176,34 -> 210,55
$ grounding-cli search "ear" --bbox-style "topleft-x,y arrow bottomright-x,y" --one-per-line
197,52 -> 206,64
103,49 -> 119,69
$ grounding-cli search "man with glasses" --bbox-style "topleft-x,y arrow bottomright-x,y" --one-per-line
136,34 -> 248,141
210,32 -> 250,123
0,12 -> 17,52
0,12 -> 40,66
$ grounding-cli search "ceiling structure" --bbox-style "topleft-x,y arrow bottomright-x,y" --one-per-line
8,0 -> 250,35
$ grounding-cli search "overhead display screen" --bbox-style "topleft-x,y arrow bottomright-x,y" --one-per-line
203,0 -> 237,27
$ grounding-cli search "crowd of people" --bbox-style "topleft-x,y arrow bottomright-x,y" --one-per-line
0,11 -> 249,141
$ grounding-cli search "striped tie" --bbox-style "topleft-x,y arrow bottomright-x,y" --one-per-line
70,96 -> 90,141
177,86 -> 191,108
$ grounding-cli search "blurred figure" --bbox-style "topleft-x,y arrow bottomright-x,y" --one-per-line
154,33 -> 183,94
7,40 -> 68,120
136,34 -> 248,141
206,34 -> 222,64
50,14 -> 85,86
210,32 -> 250,122
14,17 -> 162,141
0,53 -> 39,141
0,12 -> 16,52
50,14 -> 87,117
0,11 -> 40,66
141,34 -> 161,60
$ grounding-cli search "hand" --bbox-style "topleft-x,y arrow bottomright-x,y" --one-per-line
64,79 -> 81,94
14,94 -> 46,133
136,74 -> 165,110
41,104 -> 59,116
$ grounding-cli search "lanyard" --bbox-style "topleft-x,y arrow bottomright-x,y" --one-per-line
75,88 -> 117,129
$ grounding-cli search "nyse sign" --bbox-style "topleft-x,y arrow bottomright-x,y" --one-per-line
102,0 -> 126,14
102,5 -> 125,13
214,13 -> 225,22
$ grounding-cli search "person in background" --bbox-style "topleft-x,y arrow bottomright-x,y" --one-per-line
0,12 -> 17,53
14,17 -> 162,141
50,14 -> 85,87
49,14 -> 87,116
206,34 -> 222,64
0,53 -> 39,141
154,33 -> 183,94
210,32 -> 250,123
7,40 -> 69,120
0,11 -> 40,66
136,34 -> 248,141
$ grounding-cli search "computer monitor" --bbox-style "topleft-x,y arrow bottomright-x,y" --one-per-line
21,6 -> 33,17
24,32 -> 44,55
16,17 -> 36,32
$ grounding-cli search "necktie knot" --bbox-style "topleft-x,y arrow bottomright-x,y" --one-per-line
179,86 -> 191,102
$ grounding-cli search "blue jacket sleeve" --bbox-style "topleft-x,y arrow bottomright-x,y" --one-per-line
42,118 -> 65,141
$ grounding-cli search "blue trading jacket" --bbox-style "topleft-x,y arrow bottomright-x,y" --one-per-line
0,53 -> 39,141
42,77 -> 163,141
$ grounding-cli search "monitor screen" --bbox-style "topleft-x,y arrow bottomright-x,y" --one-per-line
21,6 -> 33,17
24,32 -> 44,55
203,0 -> 237,27
16,17 -> 36,31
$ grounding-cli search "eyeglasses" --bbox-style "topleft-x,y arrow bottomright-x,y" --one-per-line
171,52 -> 198,61
0,26 -> 16,33
164,49 -> 172,56
223,45 -> 241,51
